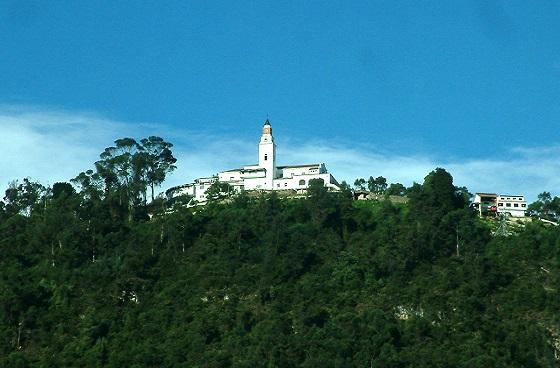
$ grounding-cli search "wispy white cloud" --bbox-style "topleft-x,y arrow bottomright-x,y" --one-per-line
446,155 -> 560,200
0,105 -> 158,192
0,105 -> 558,202
0,105 -> 257,196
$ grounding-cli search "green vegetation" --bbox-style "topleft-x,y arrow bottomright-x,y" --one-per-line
1,140 -> 560,367
528,192 -> 560,222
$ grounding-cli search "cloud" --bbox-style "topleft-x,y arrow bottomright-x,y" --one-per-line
446,155 -> 560,201
0,105 -> 158,192
0,105 -> 257,197
277,140 -> 560,201
0,105 -> 557,202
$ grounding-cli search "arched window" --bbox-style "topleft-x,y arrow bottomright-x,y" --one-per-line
299,179 -> 306,186
264,154 -> 268,161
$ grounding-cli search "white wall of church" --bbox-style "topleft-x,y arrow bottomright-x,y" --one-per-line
273,173 -> 335,191
243,177 -> 268,191
218,170 -> 242,182
281,165 -> 324,178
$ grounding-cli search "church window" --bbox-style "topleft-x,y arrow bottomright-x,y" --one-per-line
299,179 -> 306,186
264,154 -> 268,161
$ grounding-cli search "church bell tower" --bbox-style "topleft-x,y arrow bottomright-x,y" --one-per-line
259,119 -> 276,189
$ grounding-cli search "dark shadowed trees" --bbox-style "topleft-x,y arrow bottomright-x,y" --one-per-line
1,161 -> 559,367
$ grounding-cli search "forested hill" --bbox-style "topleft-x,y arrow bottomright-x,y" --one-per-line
2,167 -> 560,367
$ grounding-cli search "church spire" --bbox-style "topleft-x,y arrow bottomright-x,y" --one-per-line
262,118 -> 272,135
259,120 -> 276,189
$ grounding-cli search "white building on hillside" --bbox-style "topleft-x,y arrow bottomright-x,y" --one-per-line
496,194 -> 527,218
166,120 -> 340,202
472,193 -> 527,218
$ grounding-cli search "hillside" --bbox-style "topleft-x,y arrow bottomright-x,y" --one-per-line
1,169 -> 560,367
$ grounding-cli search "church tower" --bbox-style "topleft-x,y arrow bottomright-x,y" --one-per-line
259,119 -> 276,189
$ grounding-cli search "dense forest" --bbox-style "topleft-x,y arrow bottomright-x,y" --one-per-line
2,138 -> 560,367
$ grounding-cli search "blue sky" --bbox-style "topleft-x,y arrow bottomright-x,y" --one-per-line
1,1 -> 559,200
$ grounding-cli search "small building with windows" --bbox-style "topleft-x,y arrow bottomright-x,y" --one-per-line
166,120 -> 340,202
472,193 -> 526,218
496,194 -> 527,217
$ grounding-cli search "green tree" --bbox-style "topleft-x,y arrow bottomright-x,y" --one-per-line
52,182 -> 75,200
71,169 -> 104,200
367,176 -> 388,194
3,178 -> 47,216
205,181 -> 234,201
88,136 -> 177,220
528,191 -> 560,221
386,182 -> 406,196
139,136 -> 177,201
353,178 -> 366,190
95,138 -> 140,203
406,168 -> 470,260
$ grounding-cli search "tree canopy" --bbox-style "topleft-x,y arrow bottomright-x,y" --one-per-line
1,142 -> 559,367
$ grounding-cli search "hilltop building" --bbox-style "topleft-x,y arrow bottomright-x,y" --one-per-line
166,120 -> 340,203
472,193 -> 527,218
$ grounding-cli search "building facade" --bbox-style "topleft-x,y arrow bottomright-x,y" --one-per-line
472,192 -> 527,218
166,120 -> 340,203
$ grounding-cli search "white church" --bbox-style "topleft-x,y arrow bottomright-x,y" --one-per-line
166,120 -> 340,202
